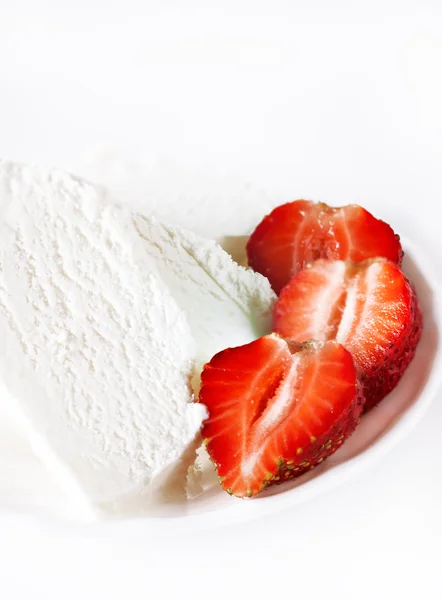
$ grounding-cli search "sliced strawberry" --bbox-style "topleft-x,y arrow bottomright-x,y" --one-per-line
246,200 -> 403,293
273,259 -> 423,410
197,334 -> 363,498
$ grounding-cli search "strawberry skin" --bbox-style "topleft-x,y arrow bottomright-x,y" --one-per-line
274,259 -> 423,410
246,200 -> 403,294
197,334 -> 363,498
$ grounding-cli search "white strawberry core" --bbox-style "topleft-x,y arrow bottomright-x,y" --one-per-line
241,355 -> 300,478
312,260 -> 346,340
256,355 -> 300,433
335,272 -> 361,343
336,261 -> 384,367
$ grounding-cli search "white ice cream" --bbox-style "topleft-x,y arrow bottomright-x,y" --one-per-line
133,216 -> 274,376
0,162 -> 275,517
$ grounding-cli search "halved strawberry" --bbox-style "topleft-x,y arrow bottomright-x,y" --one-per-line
273,259 -> 423,410
246,200 -> 403,294
197,334 -> 363,498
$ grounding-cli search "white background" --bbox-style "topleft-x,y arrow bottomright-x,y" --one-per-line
1,1 -> 442,598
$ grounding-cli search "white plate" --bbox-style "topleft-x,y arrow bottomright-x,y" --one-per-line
76,239 -> 442,536
1,159 -> 440,538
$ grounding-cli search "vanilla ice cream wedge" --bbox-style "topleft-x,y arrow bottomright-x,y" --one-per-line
0,162 -> 205,515
0,162 -> 275,517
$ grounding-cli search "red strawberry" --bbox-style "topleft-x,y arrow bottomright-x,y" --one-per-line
197,334 -> 363,498
273,259 -> 423,411
246,200 -> 403,294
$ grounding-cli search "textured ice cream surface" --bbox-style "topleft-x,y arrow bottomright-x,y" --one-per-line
0,162 -> 205,515
0,161 -> 276,517
134,216 -> 275,377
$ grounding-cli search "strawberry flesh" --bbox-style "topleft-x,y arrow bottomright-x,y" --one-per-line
197,334 -> 363,498
246,200 -> 403,294
274,259 -> 422,410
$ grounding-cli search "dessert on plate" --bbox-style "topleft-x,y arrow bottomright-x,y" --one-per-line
0,165 -> 423,515
0,162 -> 275,515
